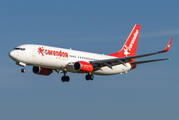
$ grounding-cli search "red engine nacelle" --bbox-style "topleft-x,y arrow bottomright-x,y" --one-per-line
73,61 -> 93,73
32,66 -> 53,76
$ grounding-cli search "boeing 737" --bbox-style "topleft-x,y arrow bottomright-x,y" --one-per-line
9,24 -> 173,82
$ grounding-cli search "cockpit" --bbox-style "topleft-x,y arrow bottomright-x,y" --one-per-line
13,47 -> 26,51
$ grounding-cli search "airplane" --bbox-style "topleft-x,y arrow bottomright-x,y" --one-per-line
9,24 -> 173,82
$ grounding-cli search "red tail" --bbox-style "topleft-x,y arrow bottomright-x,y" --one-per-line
109,24 -> 141,62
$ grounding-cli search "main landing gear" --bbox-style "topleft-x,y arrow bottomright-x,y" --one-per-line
61,71 -> 70,82
85,74 -> 94,81
61,72 -> 94,82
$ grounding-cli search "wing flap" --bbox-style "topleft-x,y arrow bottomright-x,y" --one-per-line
131,58 -> 170,65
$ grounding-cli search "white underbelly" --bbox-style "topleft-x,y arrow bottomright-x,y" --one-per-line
93,63 -> 132,75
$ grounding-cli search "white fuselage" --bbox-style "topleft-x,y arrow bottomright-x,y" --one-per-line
9,44 -> 132,75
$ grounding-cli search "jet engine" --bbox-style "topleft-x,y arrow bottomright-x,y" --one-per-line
73,61 -> 93,73
32,66 -> 53,76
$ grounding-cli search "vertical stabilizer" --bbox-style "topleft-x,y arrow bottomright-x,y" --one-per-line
109,24 -> 141,62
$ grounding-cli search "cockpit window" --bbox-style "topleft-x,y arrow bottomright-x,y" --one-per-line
14,48 -> 20,50
14,48 -> 26,51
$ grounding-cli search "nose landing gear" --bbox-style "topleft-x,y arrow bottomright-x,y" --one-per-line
21,67 -> 26,73
16,62 -> 26,73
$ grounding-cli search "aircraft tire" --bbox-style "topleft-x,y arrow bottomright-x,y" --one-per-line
21,68 -> 26,73
65,76 -> 70,82
61,76 -> 70,82
89,74 -> 94,80
85,75 -> 90,81
61,76 -> 66,82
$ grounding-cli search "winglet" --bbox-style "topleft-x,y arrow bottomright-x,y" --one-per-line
163,38 -> 173,52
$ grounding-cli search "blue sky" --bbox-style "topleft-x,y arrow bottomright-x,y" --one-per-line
0,0 -> 179,120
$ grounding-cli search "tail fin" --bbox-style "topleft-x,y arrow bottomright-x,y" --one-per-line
109,24 -> 141,62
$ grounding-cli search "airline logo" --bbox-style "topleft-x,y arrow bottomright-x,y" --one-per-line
124,30 -> 139,56
38,47 -> 68,57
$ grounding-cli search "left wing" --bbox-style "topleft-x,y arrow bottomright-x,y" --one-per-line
90,38 -> 173,69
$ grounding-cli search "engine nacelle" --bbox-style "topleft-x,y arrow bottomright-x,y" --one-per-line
32,66 -> 53,76
73,61 -> 93,73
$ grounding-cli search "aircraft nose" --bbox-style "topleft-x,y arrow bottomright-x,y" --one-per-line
9,51 -> 16,59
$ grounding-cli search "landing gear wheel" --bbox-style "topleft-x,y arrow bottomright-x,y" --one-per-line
61,76 -> 70,82
65,76 -> 70,82
61,71 -> 70,82
85,75 -> 90,81
86,74 -> 94,81
89,74 -> 94,80
21,68 -> 26,73
61,76 -> 66,82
